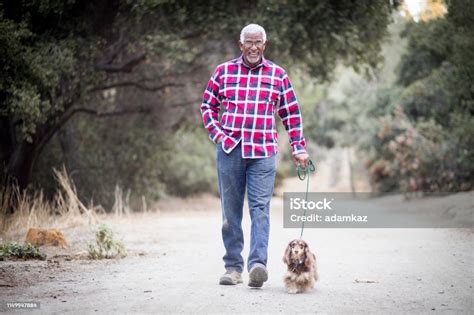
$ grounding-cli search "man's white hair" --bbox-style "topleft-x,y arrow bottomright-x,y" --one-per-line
240,24 -> 267,43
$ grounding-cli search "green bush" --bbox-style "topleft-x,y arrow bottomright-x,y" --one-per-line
367,105 -> 471,192
0,242 -> 46,260
364,3 -> 474,193
87,224 -> 125,259
159,128 -> 219,197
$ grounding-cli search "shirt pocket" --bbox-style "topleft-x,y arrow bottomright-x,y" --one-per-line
259,77 -> 279,104
220,76 -> 239,101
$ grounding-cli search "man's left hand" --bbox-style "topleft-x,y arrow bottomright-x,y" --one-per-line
293,152 -> 309,169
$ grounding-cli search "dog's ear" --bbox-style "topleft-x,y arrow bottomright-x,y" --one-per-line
283,241 -> 292,265
304,244 -> 314,268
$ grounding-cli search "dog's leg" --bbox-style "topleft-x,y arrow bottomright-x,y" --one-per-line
293,273 -> 305,293
287,283 -> 298,294
298,273 -> 315,293
303,278 -> 314,293
313,267 -> 318,281
298,278 -> 308,293
284,273 -> 298,294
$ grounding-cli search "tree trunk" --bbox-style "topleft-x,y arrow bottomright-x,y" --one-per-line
6,140 -> 38,191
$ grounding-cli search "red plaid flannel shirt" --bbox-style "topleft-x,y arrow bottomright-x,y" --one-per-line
200,55 -> 306,158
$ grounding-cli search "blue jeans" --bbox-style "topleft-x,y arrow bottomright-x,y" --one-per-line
216,143 -> 276,273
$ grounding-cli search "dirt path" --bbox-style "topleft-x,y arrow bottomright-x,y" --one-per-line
1,192 -> 473,314
1,152 -> 473,314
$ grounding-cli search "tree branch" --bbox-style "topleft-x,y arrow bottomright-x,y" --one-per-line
102,32 -> 127,65
94,52 -> 147,73
168,98 -> 201,108
35,96 -> 197,161
148,65 -> 206,81
89,81 -> 183,93
66,107 -> 152,117
35,103 -> 151,159
182,30 -> 207,40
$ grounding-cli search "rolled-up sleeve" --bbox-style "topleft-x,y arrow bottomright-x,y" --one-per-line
277,72 -> 307,155
200,67 -> 224,144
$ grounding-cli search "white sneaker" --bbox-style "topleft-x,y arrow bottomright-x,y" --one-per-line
219,270 -> 243,285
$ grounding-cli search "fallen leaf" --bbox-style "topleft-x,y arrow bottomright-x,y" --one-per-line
354,278 -> 379,283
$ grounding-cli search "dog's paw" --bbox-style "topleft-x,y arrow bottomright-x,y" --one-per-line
287,288 -> 298,294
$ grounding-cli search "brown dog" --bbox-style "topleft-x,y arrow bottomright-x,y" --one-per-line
26,228 -> 68,248
283,239 -> 318,293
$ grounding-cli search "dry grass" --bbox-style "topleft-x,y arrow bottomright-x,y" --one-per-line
112,184 -> 131,217
0,167 -> 103,239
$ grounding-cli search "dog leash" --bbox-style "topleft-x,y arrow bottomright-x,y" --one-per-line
297,159 -> 316,239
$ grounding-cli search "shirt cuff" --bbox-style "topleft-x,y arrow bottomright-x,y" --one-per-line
291,143 -> 307,156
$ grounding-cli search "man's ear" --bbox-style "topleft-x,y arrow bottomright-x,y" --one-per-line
239,41 -> 244,52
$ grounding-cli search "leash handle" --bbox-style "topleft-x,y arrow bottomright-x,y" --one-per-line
297,160 -> 316,181
297,159 -> 316,239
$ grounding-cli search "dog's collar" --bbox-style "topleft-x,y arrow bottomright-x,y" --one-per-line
290,260 -> 304,272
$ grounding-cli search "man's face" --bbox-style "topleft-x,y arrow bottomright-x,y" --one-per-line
239,32 -> 266,68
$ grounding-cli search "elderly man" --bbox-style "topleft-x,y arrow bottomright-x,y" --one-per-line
200,24 -> 309,287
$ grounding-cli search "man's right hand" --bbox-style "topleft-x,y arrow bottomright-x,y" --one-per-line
216,134 -> 225,144
293,152 -> 309,169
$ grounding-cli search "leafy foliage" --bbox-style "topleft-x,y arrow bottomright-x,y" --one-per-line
0,0 -> 398,208
256,0 -> 392,81
367,106 -> 462,192
0,242 -> 46,260
364,1 -> 473,192
397,18 -> 451,87
302,0 -> 473,193
87,224 -> 125,259
158,128 -> 219,197
0,3 -> 101,142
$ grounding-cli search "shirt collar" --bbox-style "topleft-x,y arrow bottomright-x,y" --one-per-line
236,55 -> 269,69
